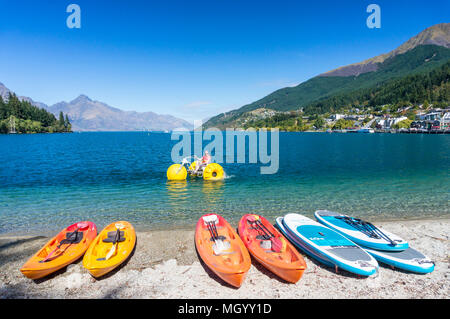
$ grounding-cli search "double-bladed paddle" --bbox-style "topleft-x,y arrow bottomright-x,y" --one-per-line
40,222 -> 90,263
247,215 -> 283,253
98,223 -> 125,261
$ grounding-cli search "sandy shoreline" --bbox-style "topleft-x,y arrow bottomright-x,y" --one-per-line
0,218 -> 448,299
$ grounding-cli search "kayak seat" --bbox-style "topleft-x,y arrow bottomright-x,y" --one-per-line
102,231 -> 126,243
59,231 -> 84,245
212,240 -> 232,255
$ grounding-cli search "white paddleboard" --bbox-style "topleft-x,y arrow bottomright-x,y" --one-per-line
282,213 -> 378,277
363,246 -> 435,274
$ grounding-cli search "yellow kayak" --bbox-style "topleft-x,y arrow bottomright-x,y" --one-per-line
83,221 -> 136,278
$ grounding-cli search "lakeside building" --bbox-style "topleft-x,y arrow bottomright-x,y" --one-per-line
376,116 -> 408,129
440,112 -> 450,130
419,112 -> 442,121
411,110 -> 450,131
329,114 -> 345,121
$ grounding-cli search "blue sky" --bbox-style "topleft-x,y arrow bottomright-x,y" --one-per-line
0,0 -> 448,122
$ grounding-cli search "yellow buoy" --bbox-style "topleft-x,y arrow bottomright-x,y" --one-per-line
203,163 -> 224,181
167,164 -> 187,181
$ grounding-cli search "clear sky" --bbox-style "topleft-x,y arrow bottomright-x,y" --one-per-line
0,0 -> 448,122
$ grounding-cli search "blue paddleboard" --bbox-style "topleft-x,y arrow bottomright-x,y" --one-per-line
275,217 -> 335,268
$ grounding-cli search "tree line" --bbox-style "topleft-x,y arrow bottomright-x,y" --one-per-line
0,93 -> 72,134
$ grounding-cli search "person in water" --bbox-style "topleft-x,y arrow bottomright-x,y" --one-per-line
194,151 -> 211,173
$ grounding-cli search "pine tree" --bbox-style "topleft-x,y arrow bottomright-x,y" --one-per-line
0,96 -> 5,119
59,111 -> 65,126
64,114 -> 71,132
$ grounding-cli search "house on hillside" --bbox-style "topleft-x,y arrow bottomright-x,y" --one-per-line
329,114 -> 345,121
441,112 -> 450,130
375,116 -> 408,129
419,112 -> 441,121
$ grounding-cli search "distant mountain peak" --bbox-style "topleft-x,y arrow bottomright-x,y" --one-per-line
321,23 -> 450,77
47,94 -> 193,131
71,94 -> 92,103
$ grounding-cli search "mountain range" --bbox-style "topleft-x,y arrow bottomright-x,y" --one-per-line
204,23 -> 450,129
0,84 -> 192,132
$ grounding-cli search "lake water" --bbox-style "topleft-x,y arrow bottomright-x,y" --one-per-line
0,132 -> 449,235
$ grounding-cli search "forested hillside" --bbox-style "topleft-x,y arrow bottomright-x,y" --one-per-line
0,93 -> 71,134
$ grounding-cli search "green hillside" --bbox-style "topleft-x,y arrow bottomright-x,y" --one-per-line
205,45 -> 450,129
0,93 -> 71,134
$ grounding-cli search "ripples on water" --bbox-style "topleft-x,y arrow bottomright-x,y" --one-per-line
0,132 -> 449,235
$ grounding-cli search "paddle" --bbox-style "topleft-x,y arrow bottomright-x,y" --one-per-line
99,223 -> 125,261
337,216 -> 397,246
247,215 -> 282,253
41,222 -> 90,263
206,221 -> 227,254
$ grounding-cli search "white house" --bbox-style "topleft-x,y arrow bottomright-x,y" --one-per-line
329,114 -> 345,121
377,116 -> 408,129
441,112 -> 450,130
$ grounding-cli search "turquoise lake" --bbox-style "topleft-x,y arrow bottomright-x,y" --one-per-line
0,132 -> 449,235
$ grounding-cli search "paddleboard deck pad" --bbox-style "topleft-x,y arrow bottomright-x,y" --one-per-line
281,214 -> 379,276
314,210 -> 408,251
275,217 -> 335,268
363,246 -> 434,274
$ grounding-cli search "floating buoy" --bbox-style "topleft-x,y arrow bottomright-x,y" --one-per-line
203,163 -> 224,181
167,164 -> 187,181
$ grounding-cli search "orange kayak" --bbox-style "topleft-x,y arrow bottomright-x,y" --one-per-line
83,221 -> 136,278
20,221 -> 97,280
195,214 -> 251,287
238,214 -> 306,283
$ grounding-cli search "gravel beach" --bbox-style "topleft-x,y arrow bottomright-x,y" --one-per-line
1,218 -> 448,299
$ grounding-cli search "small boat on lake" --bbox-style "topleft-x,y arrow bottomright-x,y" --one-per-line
357,128 -> 374,133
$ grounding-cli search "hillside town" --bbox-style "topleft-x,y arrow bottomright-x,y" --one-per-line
240,105 -> 450,133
